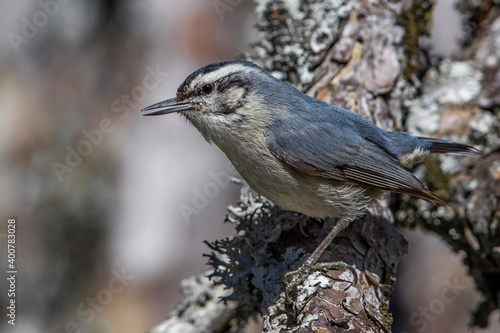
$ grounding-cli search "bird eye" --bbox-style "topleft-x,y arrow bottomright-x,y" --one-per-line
201,83 -> 213,95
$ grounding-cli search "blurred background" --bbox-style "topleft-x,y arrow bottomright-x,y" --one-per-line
0,1 -> 498,333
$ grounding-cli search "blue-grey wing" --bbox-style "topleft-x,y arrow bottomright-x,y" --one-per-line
265,112 -> 447,205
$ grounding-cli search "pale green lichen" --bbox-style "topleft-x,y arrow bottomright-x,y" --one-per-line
406,60 -> 483,136
247,0 -> 353,89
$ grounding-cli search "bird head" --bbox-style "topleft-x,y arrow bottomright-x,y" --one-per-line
146,61 -> 275,132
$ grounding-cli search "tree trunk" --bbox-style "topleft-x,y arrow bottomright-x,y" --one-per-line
150,0 -> 499,332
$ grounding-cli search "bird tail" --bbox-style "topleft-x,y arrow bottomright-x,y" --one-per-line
420,138 -> 482,155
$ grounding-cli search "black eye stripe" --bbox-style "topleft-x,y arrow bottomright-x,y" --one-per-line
217,76 -> 246,92
197,76 -> 247,96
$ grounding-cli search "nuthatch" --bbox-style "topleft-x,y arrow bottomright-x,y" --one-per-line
142,60 -> 480,286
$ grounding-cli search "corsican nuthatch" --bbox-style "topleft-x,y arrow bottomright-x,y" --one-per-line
142,60 -> 481,286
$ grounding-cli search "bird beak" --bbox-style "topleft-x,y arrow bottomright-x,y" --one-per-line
142,97 -> 193,116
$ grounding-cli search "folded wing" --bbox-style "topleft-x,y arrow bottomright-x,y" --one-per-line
266,115 -> 447,205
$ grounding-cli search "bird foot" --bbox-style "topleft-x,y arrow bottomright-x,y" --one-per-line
284,260 -> 357,303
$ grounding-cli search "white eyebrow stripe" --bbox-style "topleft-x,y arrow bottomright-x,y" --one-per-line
189,64 -> 252,90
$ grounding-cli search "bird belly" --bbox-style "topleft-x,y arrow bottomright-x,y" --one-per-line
220,140 -> 371,219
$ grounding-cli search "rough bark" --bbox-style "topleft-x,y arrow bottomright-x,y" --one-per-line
151,0 -> 499,331
393,1 -> 500,327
